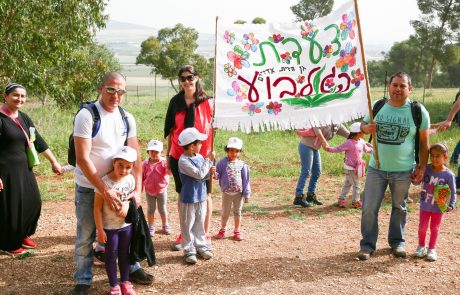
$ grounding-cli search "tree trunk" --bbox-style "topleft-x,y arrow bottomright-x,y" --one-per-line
169,79 -> 178,93
426,54 -> 436,89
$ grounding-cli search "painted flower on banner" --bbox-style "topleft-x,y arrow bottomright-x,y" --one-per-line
224,63 -> 237,77
227,45 -> 250,69
242,102 -> 264,116
301,22 -> 317,38
227,81 -> 248,102
266,101 -> 283,115
340,12 -> 356,40
224,30 -> 235,45
335,42 -> 357,72
296,75 -> 306,84
242,33 -> 259,52
323,44 -> 333,58
325,78 -> 335,89
351,69 -> 364,87
281,52 -> 292,64
268,33 -> 285,43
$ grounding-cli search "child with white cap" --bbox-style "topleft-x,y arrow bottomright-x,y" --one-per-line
214,137 -> 251,241
324,122 -> 373,208
142,140 -> 170,236
93,146 -> 138,295
177,127 -> 215,264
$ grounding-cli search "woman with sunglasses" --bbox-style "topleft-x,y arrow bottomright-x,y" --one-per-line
0,83 -> 63,256
164,65 -> 214,251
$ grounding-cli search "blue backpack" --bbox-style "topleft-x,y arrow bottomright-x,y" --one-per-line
67,102 -> 129,166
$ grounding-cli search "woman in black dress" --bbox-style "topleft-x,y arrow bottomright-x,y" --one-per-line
0,83 -> 63,255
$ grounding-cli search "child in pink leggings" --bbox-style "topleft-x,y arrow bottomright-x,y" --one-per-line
415,143 -> 456,261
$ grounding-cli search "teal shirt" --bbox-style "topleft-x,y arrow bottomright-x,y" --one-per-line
364,100 -> 430,172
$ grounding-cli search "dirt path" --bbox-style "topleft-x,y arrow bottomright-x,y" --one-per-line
1,177 -> 460,294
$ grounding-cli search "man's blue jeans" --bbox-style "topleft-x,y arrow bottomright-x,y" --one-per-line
74,184 -> 140,285
360,167 -> 412,253
295,143 -> 321,195
451,140 -> 460,163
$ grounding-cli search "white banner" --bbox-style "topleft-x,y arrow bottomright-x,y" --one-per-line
214,0 -> 369,133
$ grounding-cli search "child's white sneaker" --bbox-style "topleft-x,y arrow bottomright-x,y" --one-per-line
426,249 -> 438,261
414,245 -> 427,258
148,226 -> 155,237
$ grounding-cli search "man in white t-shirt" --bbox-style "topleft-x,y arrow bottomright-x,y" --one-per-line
72,72 -> 153,294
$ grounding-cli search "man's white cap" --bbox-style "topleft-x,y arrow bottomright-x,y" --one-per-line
113,146 -> 137,162
178,127 -> 207,146
226,137 -> 243,150
349,122 -> 362,133
147,140 -> 163,152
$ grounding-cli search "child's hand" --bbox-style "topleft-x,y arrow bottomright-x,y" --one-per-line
97,230 -> 107,244
244,197 -> 249,203
207,150 -> 216,162
323,146 -> 331,152
213,171 -> 219,180
117,202 -> 129,218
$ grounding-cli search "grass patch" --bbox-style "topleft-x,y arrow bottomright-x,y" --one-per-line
334,208 -> 360,217
283,206 -> 306,220
16,251 -> 36,260
244,203 -> 269,216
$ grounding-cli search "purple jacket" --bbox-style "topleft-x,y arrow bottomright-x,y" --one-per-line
420,165 -> 457,213
327,139 -> 373,168
215,157 -> 251,197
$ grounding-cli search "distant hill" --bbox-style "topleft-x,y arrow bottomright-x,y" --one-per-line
95,20 -> 214,65
95,19 -> 387,66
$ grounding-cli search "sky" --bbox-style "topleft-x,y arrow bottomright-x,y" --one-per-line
104,0 -> 421,46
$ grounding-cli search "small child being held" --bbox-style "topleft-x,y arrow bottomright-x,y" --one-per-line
178,128 -> 215,265
324,122 -> 372,208
414,143 -> 456,261
93,146 -> 137,295
214,137 -> 251,241
142,139 -> 170,237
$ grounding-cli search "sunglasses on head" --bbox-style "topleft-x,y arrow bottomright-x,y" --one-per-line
179,75 -> 195,82
104,86 -> 127,95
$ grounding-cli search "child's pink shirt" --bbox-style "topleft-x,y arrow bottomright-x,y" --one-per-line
328,139 -> 373,169
142,157 -> 170,195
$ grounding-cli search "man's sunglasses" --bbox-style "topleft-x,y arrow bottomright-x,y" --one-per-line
179,75 -> 195,82
104,86 -> 127,95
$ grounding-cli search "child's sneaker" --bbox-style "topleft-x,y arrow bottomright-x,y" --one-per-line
352,200 -> 362,208
5,248 -> 24,256
426,249 -> 438,261
171,234 -> 182,251
162,224 -> 171,235
93,249 -> 105,265
414,245 -> 427,258
110,284 -> 122,295
234,230 -> 243,241
338,199 -> 346,208
198,250 -> 213,260
22,236 -> 36,249
120,281 -> 136,295
184,254 -> 197,264
149,225 -> 155,237
215,228 -> 226,239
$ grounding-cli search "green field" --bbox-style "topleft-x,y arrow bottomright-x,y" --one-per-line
25,87 -> 458,200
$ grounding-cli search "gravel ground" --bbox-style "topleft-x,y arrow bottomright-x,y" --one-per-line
1,176 -> 459,294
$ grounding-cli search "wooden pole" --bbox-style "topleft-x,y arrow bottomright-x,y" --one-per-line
354,0 -> 379,168
209,16 -> 219,192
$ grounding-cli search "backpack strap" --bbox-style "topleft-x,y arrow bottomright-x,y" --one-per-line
118,106 -> 130,145
410,101 -> 422,164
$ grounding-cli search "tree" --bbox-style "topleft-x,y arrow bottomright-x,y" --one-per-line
136,24 -> 212,92
252,17 -> 266,24
412,0 -> 460,88
234,20 -> 247,24
0,0 -> 108,107
290,0 -> 334,21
